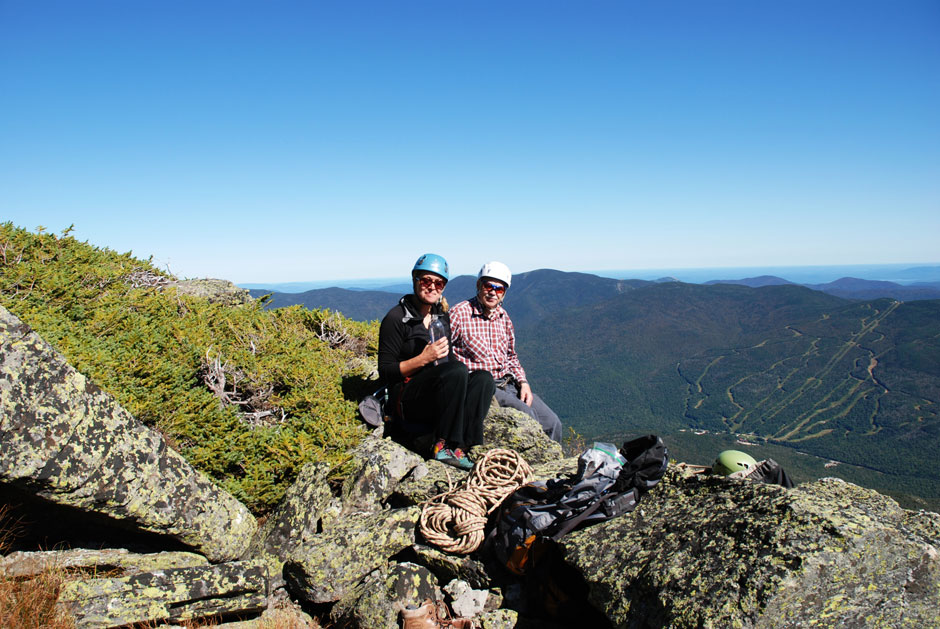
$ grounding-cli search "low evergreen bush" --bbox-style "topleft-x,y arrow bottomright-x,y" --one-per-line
0,223 -> 376,514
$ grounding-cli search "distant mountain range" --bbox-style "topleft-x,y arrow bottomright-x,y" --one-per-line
248,287 -> 401,322
240,264 -> 940,293
249,269 -> 651,324
706,275 -> 940,301
248,270 -> 940,323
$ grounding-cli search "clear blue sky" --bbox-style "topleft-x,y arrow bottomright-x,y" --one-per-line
2,1 -> 938,283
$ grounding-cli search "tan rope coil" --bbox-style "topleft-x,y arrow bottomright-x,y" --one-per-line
419,448 -> 533,554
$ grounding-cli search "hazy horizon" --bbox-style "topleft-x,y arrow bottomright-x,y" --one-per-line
239,262 -> 940,293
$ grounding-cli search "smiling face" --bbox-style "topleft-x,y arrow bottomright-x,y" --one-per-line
477,277 -> 507,310
414,272 -> 446,305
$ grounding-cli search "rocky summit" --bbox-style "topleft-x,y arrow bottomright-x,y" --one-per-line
1,304 -> 938,628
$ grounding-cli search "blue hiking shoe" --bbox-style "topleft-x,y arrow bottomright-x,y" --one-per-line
451,448 -> 473,471
434,447 -> 460,467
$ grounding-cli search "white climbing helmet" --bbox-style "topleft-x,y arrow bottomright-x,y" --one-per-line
478,261 -> 512,288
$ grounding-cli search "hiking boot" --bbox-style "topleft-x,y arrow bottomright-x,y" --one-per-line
451,447 -> 473,471
400,600 -> 439,629
401,599 -> 476,629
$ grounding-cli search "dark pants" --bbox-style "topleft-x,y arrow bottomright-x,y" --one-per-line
398,361 -> 495,448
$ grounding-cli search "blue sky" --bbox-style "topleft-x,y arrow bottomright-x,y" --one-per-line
1,1 -> 938,283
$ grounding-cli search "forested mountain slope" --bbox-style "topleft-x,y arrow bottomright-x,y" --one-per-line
517,282 -> 940,509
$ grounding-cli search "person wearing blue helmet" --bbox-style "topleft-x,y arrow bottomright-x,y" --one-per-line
377,254 -> 495,470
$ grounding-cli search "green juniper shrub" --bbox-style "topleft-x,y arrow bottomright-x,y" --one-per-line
0,223 -> 376,514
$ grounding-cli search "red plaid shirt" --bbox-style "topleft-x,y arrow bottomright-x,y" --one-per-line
449,297 -> 527,384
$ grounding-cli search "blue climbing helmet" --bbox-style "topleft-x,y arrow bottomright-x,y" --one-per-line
412,253 -> 450,282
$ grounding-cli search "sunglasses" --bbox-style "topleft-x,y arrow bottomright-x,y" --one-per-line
481,281 -> 506,294
418,276 -> 446,290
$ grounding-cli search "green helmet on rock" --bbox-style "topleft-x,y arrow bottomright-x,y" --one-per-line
412,253 -> 449,282
713,450 -> 758,476
478,261 -> 512,288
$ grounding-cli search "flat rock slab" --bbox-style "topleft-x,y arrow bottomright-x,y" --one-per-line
0,548 -> 208,578
0,305 -> 256,562
58,559 -> 269,628
251,460 -> 334,562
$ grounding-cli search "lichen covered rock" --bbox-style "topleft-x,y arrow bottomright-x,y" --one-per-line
337,435 -> 424,515
58,558 -> 269,627
413,543 -> 492,589
166,278 -> 253,305
283,505 -> 420,603
0,305 -> 256,562
250,460 -> 333,560
394,457 -> 468,505
330,561 -> 442,628
472,406 -> 563,465
561,471 -> 940,628
0,548 -> 208,578
476,608 -> 519,628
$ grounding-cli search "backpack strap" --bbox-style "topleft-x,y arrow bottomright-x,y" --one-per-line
549,487 -> 639,541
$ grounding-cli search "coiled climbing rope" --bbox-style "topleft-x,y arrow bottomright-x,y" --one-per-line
419,448 -> 533,554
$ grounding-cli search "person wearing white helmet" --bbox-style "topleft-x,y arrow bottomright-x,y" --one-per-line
448,261 -> 563,442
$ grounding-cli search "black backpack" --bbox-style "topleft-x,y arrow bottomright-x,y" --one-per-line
489,435 -> 668,574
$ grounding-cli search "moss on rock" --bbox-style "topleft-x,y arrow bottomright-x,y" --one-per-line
0,305 -> 256,562
561,470 -> 940,628
58,559 -> 269,627
283,505 -> 420,603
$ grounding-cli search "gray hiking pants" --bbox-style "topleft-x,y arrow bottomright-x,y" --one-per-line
494,380 -> 563,442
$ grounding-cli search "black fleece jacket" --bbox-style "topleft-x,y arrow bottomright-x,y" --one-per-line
377,294 -> 452,386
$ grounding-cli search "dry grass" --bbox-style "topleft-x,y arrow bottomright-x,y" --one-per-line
0,570 -> 75,629
0,506 -> 76,629
0,504 -> 322,628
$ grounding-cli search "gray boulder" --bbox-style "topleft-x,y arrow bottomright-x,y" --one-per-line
444,578 -> 491,618
166,278 -> 253,305
561,470 -> 940,628
0,305 -> 256,562
58,558 -> 269,627
250,460 -> 333,561
471,406 -> 564,465
283,505 -> 420,604
330,561 -> 442,628
336,435 -> 425,516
